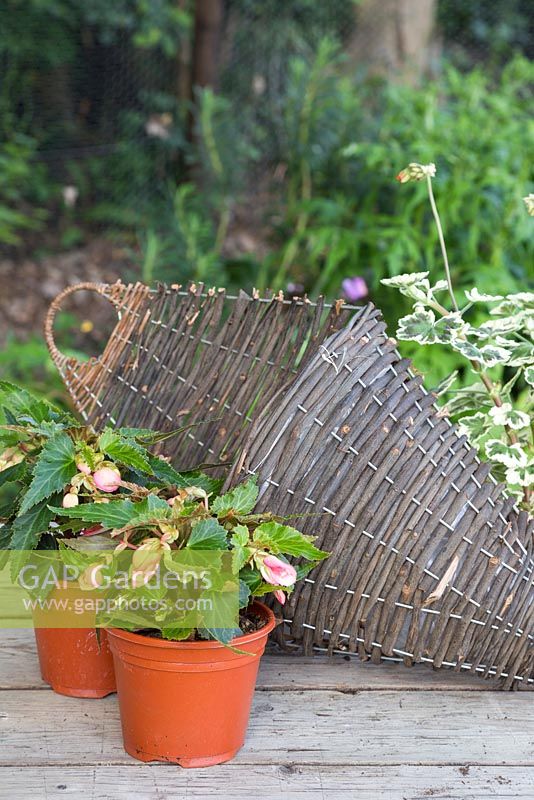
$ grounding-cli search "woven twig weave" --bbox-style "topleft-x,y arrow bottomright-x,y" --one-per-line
46,282 -> 533,688
44,281 -> 352,470
231,304 -> 534,689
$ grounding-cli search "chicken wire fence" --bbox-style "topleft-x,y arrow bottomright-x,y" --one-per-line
46,281 -> 534,689
10,0 -> 531,217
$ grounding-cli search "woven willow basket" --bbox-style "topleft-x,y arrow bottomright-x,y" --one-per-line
46,281 -> 533,689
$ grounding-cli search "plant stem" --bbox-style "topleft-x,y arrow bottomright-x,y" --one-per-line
426,175 -> 458,312
422,179 -> 527,504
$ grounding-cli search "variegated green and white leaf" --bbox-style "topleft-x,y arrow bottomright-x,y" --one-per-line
465,288 -> 503,303
396,308 -> 437,343
451,340 -> 511,367
431,279 -> 449,294
457,412 -> 491,442
381,272 -> 430,289
505,462 -> 534,488
488,402 -> 530,430
500,340 -> 534,368
485,440 -> 528,468
431,370 -> 459,397
473,316 -> 525,337
524,366 -> 534,387
433,313 -> 470,342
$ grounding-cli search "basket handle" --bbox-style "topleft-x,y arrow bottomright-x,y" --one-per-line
44,281 -> 122,367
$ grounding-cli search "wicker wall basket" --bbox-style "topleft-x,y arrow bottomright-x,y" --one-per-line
46,282 -> 533,689
45,281 -> 353,470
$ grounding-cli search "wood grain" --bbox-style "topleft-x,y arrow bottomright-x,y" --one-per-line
0,631 -> 498,692
1,688 -> 532,767
1,765 -> 531,800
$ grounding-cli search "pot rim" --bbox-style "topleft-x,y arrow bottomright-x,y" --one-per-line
106,600 -> 277,650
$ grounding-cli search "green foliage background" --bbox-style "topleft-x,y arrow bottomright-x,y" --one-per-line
0,0 -> 532,397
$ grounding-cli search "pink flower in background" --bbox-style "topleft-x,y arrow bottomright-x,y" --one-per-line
257,554 -> 297,587
274,589 -> 286,605
93,466 -> 121,493
341,276 -> 368,302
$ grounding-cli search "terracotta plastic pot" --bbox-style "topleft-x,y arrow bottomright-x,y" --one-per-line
34,627 -> 116,698
107,601 -> 276,767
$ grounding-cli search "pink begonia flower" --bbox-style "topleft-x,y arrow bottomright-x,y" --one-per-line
76,459 -> 91,475
341,276 -> 368,302
62,492 -> 79,508
274,589 -> 286,605
258,554 -> 297,587
93,466 -> 121,493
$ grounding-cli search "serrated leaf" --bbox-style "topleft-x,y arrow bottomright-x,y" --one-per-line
187,518 -> 228,550
147,455 -> 221,494
0,523 -> 13,568
238,565 -> 262,594
0,461 -> 26,489
524,366 -> 534,387
21,419 -> 69,438
231,524 -> 250,547
99,431 -> 153,474
212,478 -> 259,516
253,521 -> 329,561
238,579 -> 251,607
19,432 -> 77,514
50,494 -> 172,530
232,543 -> 251,573
0,382 -> 75,426
9,500 -> 56,581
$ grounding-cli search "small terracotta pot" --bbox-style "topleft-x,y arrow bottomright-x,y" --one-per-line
107,601 -> 276,767
35,627 -> 116,698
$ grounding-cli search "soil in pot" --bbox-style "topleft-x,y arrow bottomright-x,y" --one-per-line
107,601 -> 276,768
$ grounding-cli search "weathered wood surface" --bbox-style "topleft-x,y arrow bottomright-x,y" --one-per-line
1,630 -> 532,799
1,766 -> 532,800
0,630 -> 501,691
2,688 -> 532,767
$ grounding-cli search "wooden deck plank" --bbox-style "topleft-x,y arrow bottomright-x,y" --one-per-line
1,688 -> 532,767
0,630 -> 503,692
1,765 -> 531,800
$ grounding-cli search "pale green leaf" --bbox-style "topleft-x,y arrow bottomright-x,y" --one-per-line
253,521 -> 329,561
187,518 -> 228,550
212,477 -> 259,515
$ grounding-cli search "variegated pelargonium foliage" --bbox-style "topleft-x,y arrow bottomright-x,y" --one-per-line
382,166 -> 533,511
